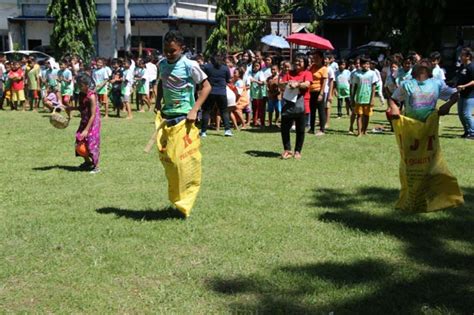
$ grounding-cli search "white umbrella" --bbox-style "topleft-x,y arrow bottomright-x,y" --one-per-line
261,35 -> 290,49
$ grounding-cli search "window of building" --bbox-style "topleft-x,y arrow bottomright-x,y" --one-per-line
131,36 -> 163,53
28,39 -> 42,50
0,35 -> 8,51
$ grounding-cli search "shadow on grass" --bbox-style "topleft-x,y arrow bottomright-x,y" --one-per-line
245,150 -> 281,158
207,186 -> 474,313
32,164 -> 88,172
242,127 -> 281,134
96,207 -> 186,221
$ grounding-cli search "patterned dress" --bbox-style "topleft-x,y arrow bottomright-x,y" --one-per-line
76,90 -> 101,167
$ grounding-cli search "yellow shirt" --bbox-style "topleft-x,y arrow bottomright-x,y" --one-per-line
309,64 -> 328,92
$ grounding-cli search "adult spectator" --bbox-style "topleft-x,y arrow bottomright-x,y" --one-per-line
456,48 -> 474,139
200,55 -> 233,137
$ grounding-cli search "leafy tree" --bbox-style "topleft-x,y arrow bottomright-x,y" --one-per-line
205,0 -> 233,55
205,0 -> 270,55
272,0 -> 327,32
47,0 -> 97,62
370,0 -> 447,54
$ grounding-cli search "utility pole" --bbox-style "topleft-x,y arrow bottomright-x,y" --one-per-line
111,0 -> 118,57
124,0 -> 132,52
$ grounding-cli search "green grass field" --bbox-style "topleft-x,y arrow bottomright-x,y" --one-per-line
1,104 -> 473,314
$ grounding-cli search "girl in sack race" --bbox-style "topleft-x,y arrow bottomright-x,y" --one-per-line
388,59 -> 463,212
278,54 -> 312,160
66,74 -> 101,174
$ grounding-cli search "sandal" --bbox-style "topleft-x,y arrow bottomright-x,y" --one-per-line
281,151 -> 293,160
294,152 -> 302,160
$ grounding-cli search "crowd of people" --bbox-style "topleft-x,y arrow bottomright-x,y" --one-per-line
0,34 -> 473,166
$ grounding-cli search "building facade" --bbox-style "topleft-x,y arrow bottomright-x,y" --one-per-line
7,0 -> 216,56
0,0 -> 21,51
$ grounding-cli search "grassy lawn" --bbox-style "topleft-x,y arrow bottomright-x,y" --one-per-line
1,103 -> 473,314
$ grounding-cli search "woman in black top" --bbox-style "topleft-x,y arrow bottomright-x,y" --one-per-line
200,55 -> 233,137
456,48 -> 474,139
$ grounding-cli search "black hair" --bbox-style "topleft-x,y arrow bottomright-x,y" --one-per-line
294,53 -> 309,69
403,58 -> 413,65
252,60 -> 262,69
210,54 -> 224,69
311,50 -> 324,59
429,51 -> 441,61
359,57 -> 370,65
234,67 -> 245,79
411,59 -> 433,78
461,47 -> 473,60
339,59 -> 347,65
164,30 -> 185,46
391,53 -> 404,63
76,73 -> 95,90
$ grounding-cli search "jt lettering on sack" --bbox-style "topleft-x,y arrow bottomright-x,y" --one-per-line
399,135 -> 435,151
183,134 -> 192,148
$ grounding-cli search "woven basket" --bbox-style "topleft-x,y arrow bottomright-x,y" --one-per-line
50,106 -> 70,129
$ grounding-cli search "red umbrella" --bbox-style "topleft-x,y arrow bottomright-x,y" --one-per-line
286,33 -> 334,50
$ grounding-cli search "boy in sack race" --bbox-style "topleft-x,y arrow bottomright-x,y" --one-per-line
154,31 -> 211,218
388,60 -> 463,212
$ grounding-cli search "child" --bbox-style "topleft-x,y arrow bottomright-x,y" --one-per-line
230,67 -> 249,129
390,60 -> 457,122
42,85 -> 60,111
92,58 -> 110,118
348,58 -> 361,133
157,30 -> 211,216
3,62 -> 12,109
351,57 -> 377,136
66,74 -> 101,174
135,59 -> 151,112
383,59 -> 399,100
267,64 -> 281,127
158,30 -> 210,120
430,51 -> 446,81
57,59 -> 74,106
324,54 -> 335,129
247,61 -> 266,127
335,60 -> 351,118
120,59 -> 134,120
370,60 -> 386,107
8,61 -> 25,111
397,58 -> 413,86
26,57 -> 41,111
109,58 -> 123,117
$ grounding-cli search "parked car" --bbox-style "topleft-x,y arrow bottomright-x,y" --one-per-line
118,48 -> 160,60
32,45 -> 55,57
2,50 -> 55,65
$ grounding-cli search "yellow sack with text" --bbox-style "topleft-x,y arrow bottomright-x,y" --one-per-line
155,114 -> 202,217
392,113 -> 463,212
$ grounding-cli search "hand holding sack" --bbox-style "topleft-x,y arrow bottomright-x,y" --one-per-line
155,113 -> 202,218
393,113 -> 464,212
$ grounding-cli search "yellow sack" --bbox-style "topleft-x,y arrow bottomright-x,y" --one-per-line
155,114 -> 202,217
392,113 -> 463,212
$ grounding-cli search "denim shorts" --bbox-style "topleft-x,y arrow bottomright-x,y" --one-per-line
267,99 -> 282,113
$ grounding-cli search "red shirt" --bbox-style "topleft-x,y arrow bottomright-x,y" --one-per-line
9,69 -> 24,91
282,70 -> 312,114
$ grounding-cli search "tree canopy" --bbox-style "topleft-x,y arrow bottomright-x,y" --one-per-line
205,0 -> 271,55
370,0 -> 447,54
47,0 -> 97,62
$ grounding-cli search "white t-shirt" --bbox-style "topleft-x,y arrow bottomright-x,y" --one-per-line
146,62 -> 158,82
432,65 -> 446,81
324,66 -> 335,94
227,86 -> 237,107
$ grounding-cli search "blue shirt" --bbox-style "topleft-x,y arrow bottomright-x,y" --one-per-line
159,56 -> 207,116
392,78 -> 456,122
203,63 -> 230,96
